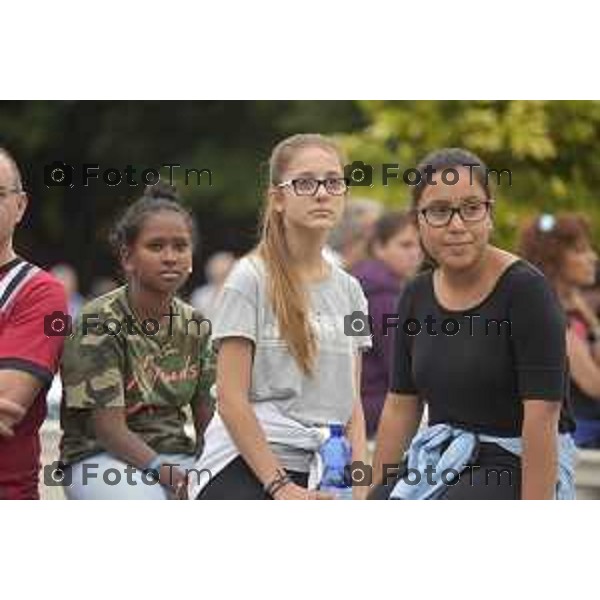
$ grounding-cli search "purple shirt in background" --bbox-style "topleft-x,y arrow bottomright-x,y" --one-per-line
351,259 -> 404,438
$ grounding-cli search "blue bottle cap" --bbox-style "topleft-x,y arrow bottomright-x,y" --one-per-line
329,423 -> 344,437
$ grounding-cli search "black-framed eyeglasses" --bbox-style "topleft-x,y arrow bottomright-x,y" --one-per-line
277,177 -> 348,197
417,199 -> 494,228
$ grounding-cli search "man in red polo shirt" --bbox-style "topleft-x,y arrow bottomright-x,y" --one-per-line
0,148 -> 67,499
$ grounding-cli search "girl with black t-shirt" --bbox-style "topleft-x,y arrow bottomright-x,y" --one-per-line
519,213 -> 600,449
369,148 -> 576,500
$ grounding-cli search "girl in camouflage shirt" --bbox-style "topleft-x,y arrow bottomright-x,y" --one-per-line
58,183 -> 215,500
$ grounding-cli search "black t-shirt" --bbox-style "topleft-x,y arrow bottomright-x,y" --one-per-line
389,260 -> 575,436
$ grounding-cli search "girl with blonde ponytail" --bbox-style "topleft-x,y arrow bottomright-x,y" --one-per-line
193,134 -> 372,499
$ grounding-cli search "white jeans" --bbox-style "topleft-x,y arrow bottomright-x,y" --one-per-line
64,453 -> 197,500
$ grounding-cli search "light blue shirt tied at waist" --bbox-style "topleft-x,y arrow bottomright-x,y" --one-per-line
389,423 -> 577,500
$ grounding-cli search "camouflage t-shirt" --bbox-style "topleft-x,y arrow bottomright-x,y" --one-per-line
59,286 -> 215,465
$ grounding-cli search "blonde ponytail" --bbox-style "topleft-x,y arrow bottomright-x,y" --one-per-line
257,133 -> 345,376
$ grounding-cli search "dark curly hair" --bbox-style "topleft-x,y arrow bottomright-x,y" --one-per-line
109,181 -> 198,257
517,213 -> 591,282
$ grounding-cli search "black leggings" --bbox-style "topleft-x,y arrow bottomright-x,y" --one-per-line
196,456 -> 309,500
368,442 -> 522,500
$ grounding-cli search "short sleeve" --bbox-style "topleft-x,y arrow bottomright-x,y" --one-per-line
508,270 -> 567,402
211,258 -> 259,348
389,281 -> 418,395
61,321 -> 126,409
347,274 -> 373,352
196,333 -> 216,401
0,275 -> 67,384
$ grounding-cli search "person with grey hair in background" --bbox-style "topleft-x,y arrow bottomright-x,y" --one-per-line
325,197 -> 384,270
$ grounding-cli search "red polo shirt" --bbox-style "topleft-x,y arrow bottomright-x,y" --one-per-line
0,257 -> 67,499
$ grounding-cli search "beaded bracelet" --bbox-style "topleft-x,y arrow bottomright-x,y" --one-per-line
264,470 -> 292,498
268,475 -> 292,498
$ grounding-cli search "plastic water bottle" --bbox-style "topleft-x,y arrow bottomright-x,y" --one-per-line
318,424 -> 353,500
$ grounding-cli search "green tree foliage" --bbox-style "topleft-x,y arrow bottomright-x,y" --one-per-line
0,101 -> 362,291
337,100 -> 600,249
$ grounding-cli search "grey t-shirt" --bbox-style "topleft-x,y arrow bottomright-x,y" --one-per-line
212,255 -> 372,471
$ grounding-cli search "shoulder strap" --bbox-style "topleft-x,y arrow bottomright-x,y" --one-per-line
244,254 -> 268,341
